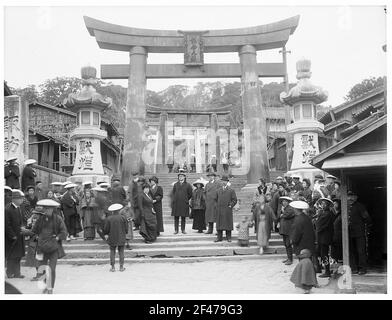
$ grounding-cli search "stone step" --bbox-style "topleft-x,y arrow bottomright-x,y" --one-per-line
56,253 -> 287,265
62,239 -> 284,250
61,245 -> 285,260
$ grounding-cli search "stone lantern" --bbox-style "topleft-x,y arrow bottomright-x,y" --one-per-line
64,66 -> 112,185
280,57 -> 328,180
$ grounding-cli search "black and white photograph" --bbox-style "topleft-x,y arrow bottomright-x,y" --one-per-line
1,0 -> 389,299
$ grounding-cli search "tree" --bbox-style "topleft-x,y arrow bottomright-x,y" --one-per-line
11,85 -> 39,104
345,76 -> 385,101
39,77 -> 84,105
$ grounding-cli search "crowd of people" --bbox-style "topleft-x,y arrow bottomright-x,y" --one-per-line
4,155 -> 372,294
249,173 -> 372,293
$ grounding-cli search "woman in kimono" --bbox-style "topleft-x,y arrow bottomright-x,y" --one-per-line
149,176 -> 164,236
253,195 -> 274,254
80,183 -> 96,240
138,183 -> 157,244
191,180 -> 206,233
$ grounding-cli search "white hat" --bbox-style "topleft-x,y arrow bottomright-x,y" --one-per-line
92,187 -> 107,192
83,181 -> 93,186
51,182 -> 64,186
326,175 -> 337,179
316,197 -> 334,206
108,203 -> 123,211
100,182 -> 110,188
276,176 -> 283,180
193,179 -> 206,187
24,159 -> 36,165
4,186 -> 12,191
6,156 -> 17,162
62,181 -> 72,186
64,183 -> 77,189
289,200 -> 309,210
279,196 -> 293,202
37,199 -> 60,208
12,189 -> 25,198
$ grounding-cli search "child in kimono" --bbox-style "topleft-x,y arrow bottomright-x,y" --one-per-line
235,216 -> 254,247
290,249 -> 318,294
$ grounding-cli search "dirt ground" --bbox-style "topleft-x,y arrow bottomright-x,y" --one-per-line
5,259 -> 336,295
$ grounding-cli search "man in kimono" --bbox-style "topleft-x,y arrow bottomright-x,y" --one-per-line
215,175 -> 237,242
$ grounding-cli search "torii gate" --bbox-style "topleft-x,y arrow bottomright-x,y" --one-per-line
84,15 -> 300,184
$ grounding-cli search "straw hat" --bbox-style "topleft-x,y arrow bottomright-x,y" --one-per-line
6,156 -> 17,162
37,199 -> 61,208
12,189 -> 25,198
4,186 -> 12,192
326,175 -> 337,179
92,187 -> 107,192
82,181 -> 93,186
51,182 -> 64,186
289,200 -> 309,210
108,203 -> 123,211
24,159 -> 36,165
64,183 -> 77,189
316,197 -> 334,206
99,182 -> 110,188
62,181 -> 72,186
193,179 -> 205,187
279,196 -> 293,202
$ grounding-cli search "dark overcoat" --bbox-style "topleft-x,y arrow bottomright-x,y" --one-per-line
291,213 -> 316,255
216,186 -> 237,231
104,213 -> 128,246
279,205 -> 296,236
205,181 -> 219,223
21,165 -> 36,192
61,191 -> 79,217
32,213 -> 67,259
110,185 -> 127,206
4,164 -> 20,189
315,208 -> 334,245
5,203 -> 25,259
171,181 -> 193,217
348,201 -> 371,238
150,185 -> 164,233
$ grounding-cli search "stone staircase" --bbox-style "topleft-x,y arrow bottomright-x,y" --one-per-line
21,170 -> 287,266
155,170 -> 285,224
52,227 -> 286,265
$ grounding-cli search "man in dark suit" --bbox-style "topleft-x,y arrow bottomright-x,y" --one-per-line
278,196 -> 295,265
290,201 -> 315,257
110,176 -> 127,206
171,172 -> 193,234
60,183 -> 81,240
348,191 -> 372,275
21,159 -> 37,192
5,189 -> 27,278
215,175 -> 237,242
4,157 -> 20,189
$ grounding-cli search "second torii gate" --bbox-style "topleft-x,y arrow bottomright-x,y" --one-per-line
84,15 -> 300,184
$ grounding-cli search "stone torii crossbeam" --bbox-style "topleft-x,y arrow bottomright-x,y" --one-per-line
84,15 -> 300,184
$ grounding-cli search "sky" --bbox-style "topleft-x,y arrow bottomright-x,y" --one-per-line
3,4 -> 387,107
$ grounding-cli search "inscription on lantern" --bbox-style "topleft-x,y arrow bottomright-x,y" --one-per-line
300,134 -> 317,164
78,140 -> 94,170
4,115 -> 22,153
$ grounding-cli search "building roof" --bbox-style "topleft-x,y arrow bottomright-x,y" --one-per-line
4,81 -> 13,96
318,86 -> 384,124
29,129 -> 72,147
311,113 -> 387,169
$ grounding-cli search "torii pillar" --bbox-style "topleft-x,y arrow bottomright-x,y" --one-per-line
122,46 -> 148,184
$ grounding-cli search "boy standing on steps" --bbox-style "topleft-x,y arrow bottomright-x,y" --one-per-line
104,204 -> 128,272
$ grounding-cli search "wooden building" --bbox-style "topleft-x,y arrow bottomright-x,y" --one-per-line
312,90 -> 386,290
29,101 -> 122,179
